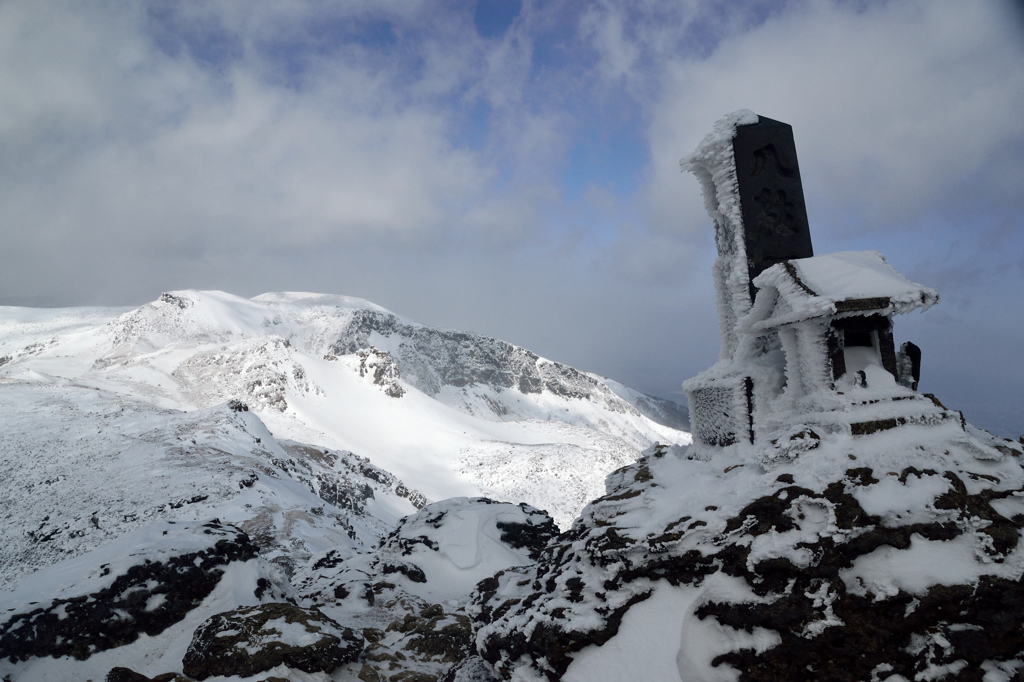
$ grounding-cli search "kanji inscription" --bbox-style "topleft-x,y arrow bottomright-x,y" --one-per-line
732,116 -> 814,292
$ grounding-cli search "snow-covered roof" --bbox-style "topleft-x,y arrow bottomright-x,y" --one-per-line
742,251 -> 938,330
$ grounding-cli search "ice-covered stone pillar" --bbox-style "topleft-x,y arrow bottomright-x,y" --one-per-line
681,111 -> 813,360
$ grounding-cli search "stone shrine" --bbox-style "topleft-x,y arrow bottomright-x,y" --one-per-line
681,111 -> 960,456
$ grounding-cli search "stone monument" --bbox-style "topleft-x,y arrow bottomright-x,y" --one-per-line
680,111 -> 961,457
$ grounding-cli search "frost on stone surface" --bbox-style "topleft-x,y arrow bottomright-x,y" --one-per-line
680,109 -> 759,361
182,602 -> 361,679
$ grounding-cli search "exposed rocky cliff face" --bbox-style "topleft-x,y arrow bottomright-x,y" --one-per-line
319,305 -> 686,429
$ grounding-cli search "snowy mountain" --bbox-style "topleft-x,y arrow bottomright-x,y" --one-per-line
0,289 -> 689,680
7,286 -> 1021,682
0,290 -> 689,531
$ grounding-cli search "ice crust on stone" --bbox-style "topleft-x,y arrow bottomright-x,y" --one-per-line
745,251 -> 939,330
680,108 -> 759,361
680,111 -> 957,463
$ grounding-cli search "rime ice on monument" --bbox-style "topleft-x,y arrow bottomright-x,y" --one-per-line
681,111 -> 960,456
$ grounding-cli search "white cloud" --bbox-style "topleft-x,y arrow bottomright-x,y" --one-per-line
0,1 -> 562,279
1,0 -> 1021,434
643,1 -> 1024,243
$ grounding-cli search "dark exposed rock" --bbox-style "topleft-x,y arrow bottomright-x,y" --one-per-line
382,561 -> 428,584
181,602 -> 362,680
272,442 -> 425,520
476,575 -> 651,680
701,575 -> 1024,682
105,668 -> 189,682
495,507 -> 559,560
315,472 -> 376,512
357,347 -> 406,398
440,656 -> 499,682
396,482 -> 429,509
0,521 -> 257,663
388,607 -> 472,663
323,308 -> 686,429
357,596 -> 476,682
159,293 -> 193,309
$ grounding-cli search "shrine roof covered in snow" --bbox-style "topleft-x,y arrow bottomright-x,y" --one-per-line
743,250 -> 939,331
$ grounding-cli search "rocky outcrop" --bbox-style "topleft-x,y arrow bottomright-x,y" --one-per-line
356,346 -> 406,398
182,602 -> 362,679
290,498 -> 557,682
701,468 -> 1024,681
472,429 -> 1024,681
276,441 -> 426,518
324,308 -> 682,427
357,596 -> 476,682
0,521 -> 257,664
294,498 -> 557,610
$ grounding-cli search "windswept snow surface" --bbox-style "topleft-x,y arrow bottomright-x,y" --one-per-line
0,290 -> 689,544
0,377 -> 410,590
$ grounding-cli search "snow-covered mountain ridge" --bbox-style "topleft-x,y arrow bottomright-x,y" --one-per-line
9,288 -> 1023,681
0,290 -> 689,529
88,289 -> 685,431
0,289 -> 688,680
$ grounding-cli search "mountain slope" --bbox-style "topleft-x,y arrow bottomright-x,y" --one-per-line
0,289 -> 692,681
0,290 -> 689,529
0,378 -> 414,591
6,291 -> 1024,681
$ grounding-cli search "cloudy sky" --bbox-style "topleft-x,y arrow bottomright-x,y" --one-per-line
2,0 -> 1023,436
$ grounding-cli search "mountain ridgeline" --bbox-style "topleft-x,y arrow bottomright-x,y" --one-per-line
321,305 -> 688,429
4,290 -> 1024,681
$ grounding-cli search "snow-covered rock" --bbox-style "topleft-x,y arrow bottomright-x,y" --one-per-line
181,602 -> 362,680
0,519 -> 292,681
293,498 -> 556,682
471,424 -> 1024,681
